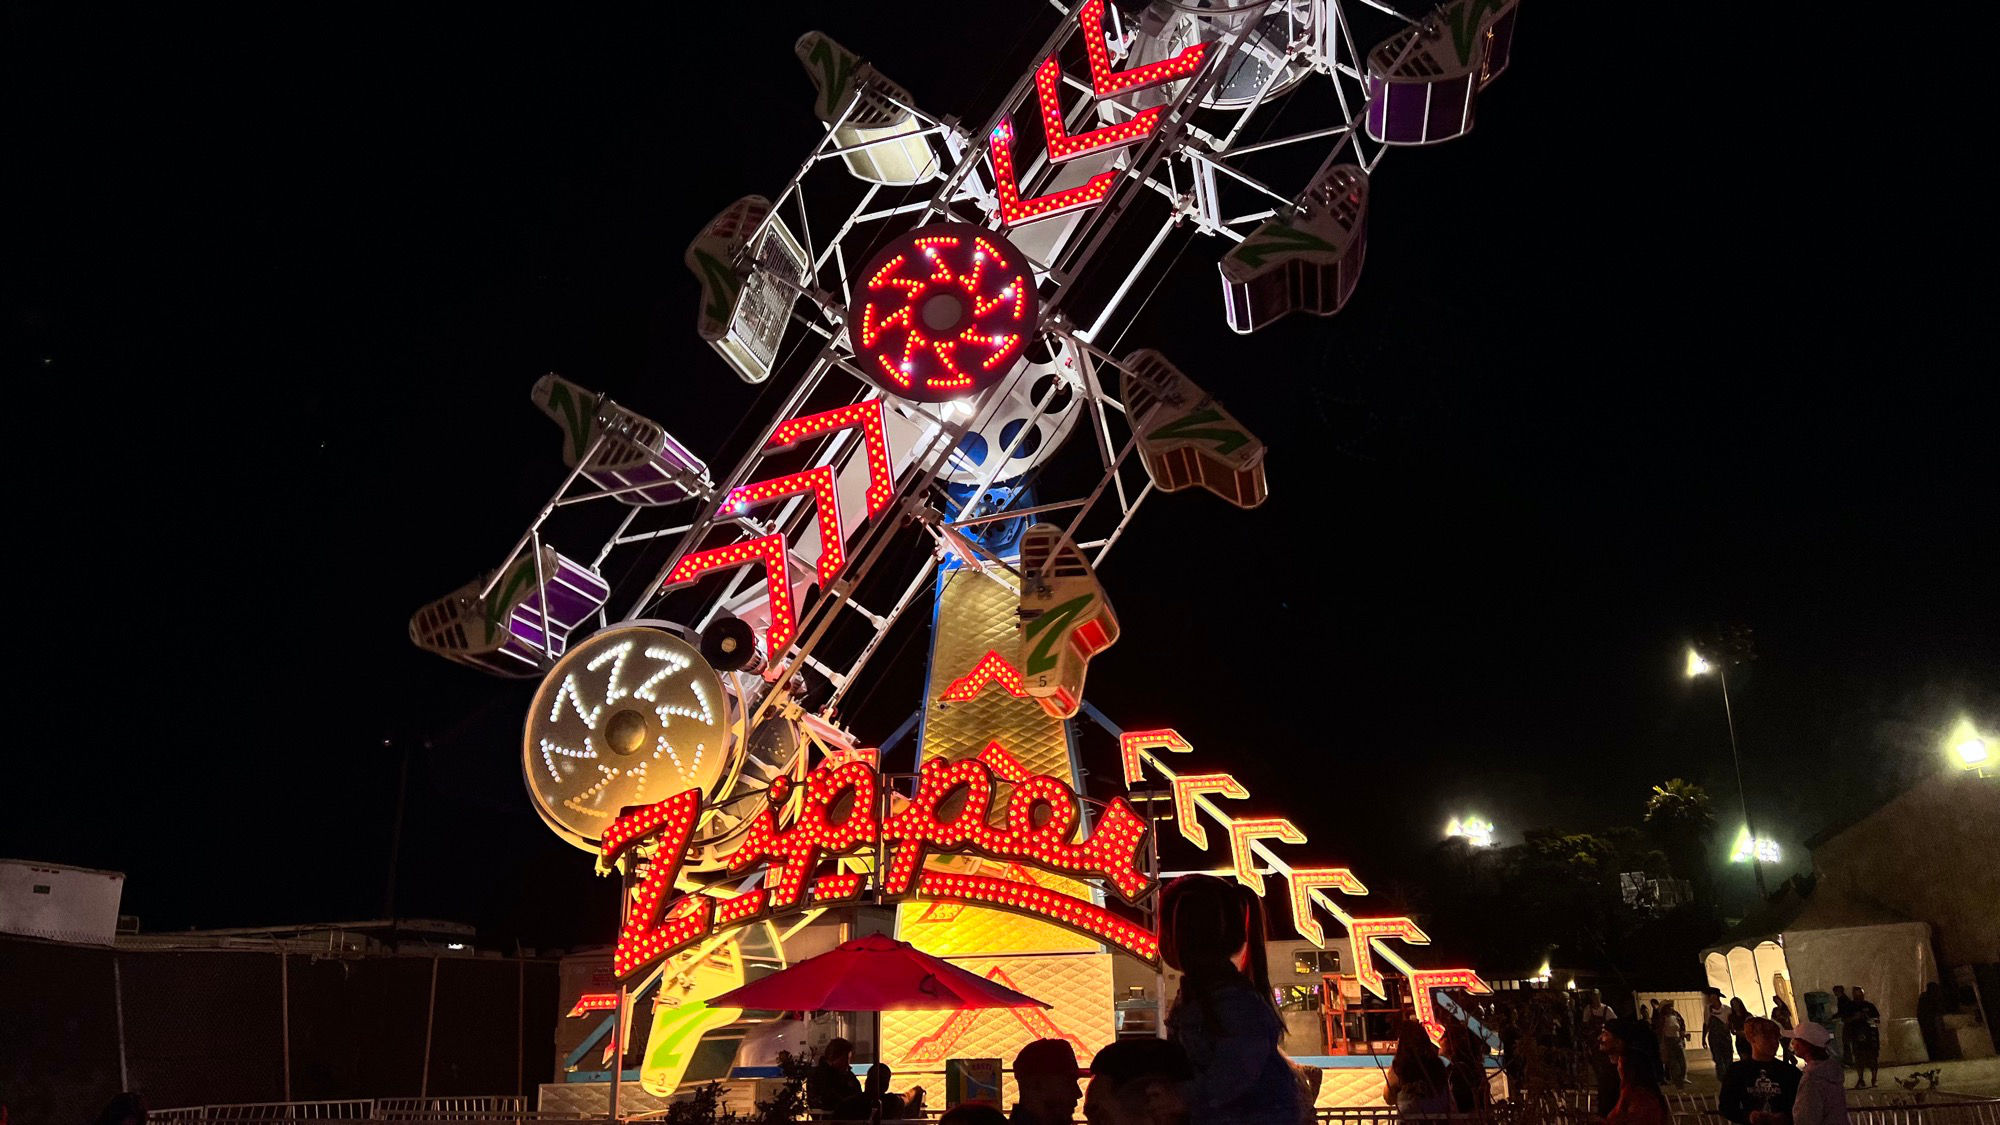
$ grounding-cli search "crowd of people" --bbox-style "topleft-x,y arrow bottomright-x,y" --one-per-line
1574,1009 -> 1853,1125
809,873 -> 1322,1124
880,878 -> 1893,1125
62,876 -> 1913,1125
1681,984 -> 1880,1091
809,873 -> 1513,1124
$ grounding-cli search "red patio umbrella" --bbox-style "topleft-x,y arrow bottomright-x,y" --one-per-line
707,933 -> 1050,1012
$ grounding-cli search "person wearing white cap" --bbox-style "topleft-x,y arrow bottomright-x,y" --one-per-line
1784,1022 -> 1850,1125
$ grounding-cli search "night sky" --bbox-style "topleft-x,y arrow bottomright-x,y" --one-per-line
9,2 -> 1993,951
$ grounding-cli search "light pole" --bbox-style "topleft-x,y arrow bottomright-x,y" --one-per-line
1686,644 -> 1769,899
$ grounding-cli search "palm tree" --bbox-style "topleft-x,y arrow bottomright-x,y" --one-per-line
1645,778 -> 1715,832
1645,779 -> 1717,903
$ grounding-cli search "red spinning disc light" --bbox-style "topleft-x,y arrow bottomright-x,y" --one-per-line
850,223 -> 1039,402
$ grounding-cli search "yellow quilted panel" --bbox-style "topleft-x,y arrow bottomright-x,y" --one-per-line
1306,1063 -> 1507,1108
882,952 -> 1114,1106
923,568 -> 1073,785
1314,1066 -> 1389,1108
898,856 -> 1100,956
906,568 -> 1103,957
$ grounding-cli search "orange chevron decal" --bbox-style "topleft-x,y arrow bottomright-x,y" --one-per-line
766,401 -> 896,519
722,467 -> 844,582
991,119 -> 1114,227
1078,0 -> 1207,97
1033,56 -> 1163,162
565,993 -> 620,1019
897,965 -> 1092,1066
977,742 -> 1032,782
1169,773 -> 1247,848
942,650 -> 1029,701
661,534 -> 798,653
1286,868 -> 1367,947
663,404 -> 898,662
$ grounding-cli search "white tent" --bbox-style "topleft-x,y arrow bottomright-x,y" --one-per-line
1700,883 -> 1937,1064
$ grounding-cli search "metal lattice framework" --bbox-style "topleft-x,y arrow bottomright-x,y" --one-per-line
413,0 -> 1524,1047
419,0 -> 1519,724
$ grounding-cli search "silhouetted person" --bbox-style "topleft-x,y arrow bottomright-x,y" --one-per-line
94,1094 -> 147,1125
1012,1038 -> 1086,1125
1600,1018 -> 1669,1125
809,1037 -> 863,1113
1083,1038 -> 1196,1125
1442,1019 -> 1492,1114
1584,991 -> 1621,1114
1729,997 -> 1753,1062
1654,999 -> 1690,1088
1385,1019 -> 1451,1114
1917,983 -> 1945,1062
835,1061 -> 924,1120
1784,1023 -> 1849,1125
1705,992 -> 1735,1078
1772,998 -> 1797,1066
1160,874 -> 1301,1124
1720,1018 -> 1800,1125
1843,988 -> 1880,1089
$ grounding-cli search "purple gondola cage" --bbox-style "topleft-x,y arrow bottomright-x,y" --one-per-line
582,410 -> 708,506
1365,28 -> 1477,146
502,550 -> 609,661
1364,0 -> 1519,146
1480,5 -> 1518,85
1219,165 -> 1370,334
532,373 -> 710,506
408,547 -> 610,677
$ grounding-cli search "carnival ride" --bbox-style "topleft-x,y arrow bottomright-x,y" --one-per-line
412,0 -> 1520,1101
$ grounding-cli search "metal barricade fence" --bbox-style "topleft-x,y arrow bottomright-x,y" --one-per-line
152,1092 -> 2000,1125
1853,1098 -> 2000,1125
147,1102 -> 601,1125
1666,1090 -> 1718,1125
376,1098 -> 530,1119
1317,1097 -> 2000,1125
147,1101 -> 376,1124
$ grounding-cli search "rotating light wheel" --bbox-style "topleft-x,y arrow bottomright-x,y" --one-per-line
685,709 -> 802,868
524,623 -> 736,851
942,335 -> 1083,485
849,223 -> 1039,403
1124,2 -> 1315,110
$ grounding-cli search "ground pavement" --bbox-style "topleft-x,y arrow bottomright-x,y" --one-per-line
1670,1055 -> 2000,1100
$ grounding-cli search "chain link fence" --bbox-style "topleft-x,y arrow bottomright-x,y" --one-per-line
1,937 -> 559,1125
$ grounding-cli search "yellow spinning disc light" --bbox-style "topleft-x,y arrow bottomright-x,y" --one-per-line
523,624 -> 734,851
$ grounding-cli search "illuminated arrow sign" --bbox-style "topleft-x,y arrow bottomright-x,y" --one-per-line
1345,916 -> 1431,1001
662,402 -> 898,659
1170,773 -> 1248,848
1285,868 -> 1367,947
1228,818 -> 1306,894
988,0 -> 1205,227
1410,968 -> 1493,1044
1118,728 -> 1191,786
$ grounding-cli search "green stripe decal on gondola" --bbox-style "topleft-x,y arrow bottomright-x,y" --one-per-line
1146,408 -> 1249,456
1023,594 -> 1093,676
